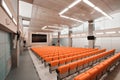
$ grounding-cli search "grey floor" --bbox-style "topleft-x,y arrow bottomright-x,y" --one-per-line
105,63 -> 120,80
5,50 -> 40,80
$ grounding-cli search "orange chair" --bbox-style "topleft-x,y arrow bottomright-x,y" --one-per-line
49,60 -> 59,73
59,58 -> 66,66
57,64 -> 70,80
69,62 -> 78,75
65,57 -> 72,64
53,56 -> 59,60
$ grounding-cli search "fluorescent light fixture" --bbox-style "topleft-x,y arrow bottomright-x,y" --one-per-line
106,31 -> 116,34
41,26 -> 61,32
83,0 -> 112,19
83,0 -> 95,8
48,26 -> 62,29
59,0 -> 81,15
2,0 -> 12,18
68,0 -> 81,8
59,8 -> 69,15
101,11 -> 112,19
94,7 -> 112,19
42,26 -> 47,30
43,29 -> 60,32
59,0 -> 83,23
94,7 -> 103,13
23,20 -> 30,25
60,15 -> 83,23
13,18 -> 17,25
95,32 -> 104,35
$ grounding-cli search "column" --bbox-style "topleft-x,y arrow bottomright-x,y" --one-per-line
88,20 -> 95,48
68,29 -> 72,47
57,32 -> 60,46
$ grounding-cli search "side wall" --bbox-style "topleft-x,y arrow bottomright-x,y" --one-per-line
0,30 -> 11,80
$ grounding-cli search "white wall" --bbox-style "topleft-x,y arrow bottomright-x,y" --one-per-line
72,22 -> 88,33
95,37 -> 120,53
60,38 -> 69,47
95,12 -> 120,30
72,38 -> 88,48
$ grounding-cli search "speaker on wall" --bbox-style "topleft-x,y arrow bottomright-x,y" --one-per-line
87,36 -> 96,40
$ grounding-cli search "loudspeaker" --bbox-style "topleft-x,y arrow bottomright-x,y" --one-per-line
87,36 -> 96,40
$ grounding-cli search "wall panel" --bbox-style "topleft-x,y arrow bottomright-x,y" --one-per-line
0,30 -> 11,80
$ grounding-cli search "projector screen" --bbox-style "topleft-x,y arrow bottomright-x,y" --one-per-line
32,34 -> 47,42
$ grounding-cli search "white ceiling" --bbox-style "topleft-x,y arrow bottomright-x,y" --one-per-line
19,0 -> 120,32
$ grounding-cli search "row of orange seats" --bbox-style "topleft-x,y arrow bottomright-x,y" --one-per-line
74,52 -> 120,80
56,49 -> 115,80
44,49 -> 98,65
31,46 -> 97,63
49,49 -> 106,73
31,47 -> 95,59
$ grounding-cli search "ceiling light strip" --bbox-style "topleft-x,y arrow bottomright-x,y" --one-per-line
42,26 -> 47,30
95,32 -> 104,35
48,26 -> 62,29
60,15 -> 83,23
59,0 -> 81,15
105,31 -> 116,34
59,0 -> 83,23
2,0 -> 12,18
41,26 -> 60,32
13,18 -> 17,25
83,0 -> 112,19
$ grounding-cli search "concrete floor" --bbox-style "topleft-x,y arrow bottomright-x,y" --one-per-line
5,50 -> 40,80
105,63 -> 120,80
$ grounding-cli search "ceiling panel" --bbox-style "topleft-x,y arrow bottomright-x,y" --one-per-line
90,0 -> 120,14
30,5 -> 80,30
64,1 -> 103,21
29,0 -> 120,32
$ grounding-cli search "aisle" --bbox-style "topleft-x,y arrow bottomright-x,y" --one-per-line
5,50 -> 40,80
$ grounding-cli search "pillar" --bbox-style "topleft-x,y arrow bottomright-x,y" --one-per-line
88,20 -> 95,48
68,29 -> 72,47
57,32 -> 60,46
